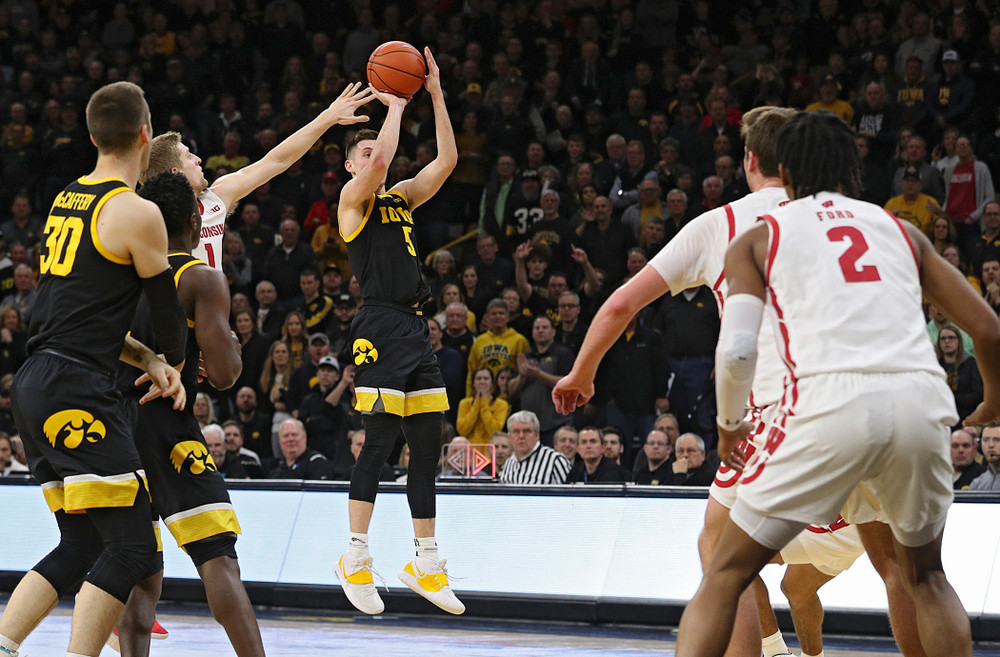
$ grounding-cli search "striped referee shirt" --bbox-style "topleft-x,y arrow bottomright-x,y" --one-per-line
499,441 -> 571,484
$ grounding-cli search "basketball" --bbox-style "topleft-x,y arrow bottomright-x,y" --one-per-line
367,42 -> 426,99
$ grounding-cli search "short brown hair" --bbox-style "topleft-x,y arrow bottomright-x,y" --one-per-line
86,82 -> 150,154
347,128 -> 379,159
741,106 -> 796,178
142,132 -> 184,184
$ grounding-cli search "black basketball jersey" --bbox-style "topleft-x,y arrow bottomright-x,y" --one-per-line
28,177 -> 143,373
345,191 -> 430,306
118,252 -> 203,412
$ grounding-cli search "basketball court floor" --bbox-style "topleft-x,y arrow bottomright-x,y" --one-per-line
6,597 -> 1000,657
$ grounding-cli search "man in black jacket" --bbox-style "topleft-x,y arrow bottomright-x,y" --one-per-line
268,418 -> 333,480
664,433 -> 716,486
298,356 -> 355,461
566,427 -> 628,483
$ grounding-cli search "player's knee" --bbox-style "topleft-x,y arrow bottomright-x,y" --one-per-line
186,533 -> 238,568
87,524 -> 158,603
33,512 -> 104,596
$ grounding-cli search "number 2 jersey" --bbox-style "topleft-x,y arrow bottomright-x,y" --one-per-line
28,177 -> 142,373
761,191 -> 942,381
343,190 -> 429,306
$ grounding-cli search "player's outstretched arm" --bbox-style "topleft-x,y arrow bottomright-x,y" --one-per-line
908,223 -> 1000,425
187,267 -> 242,390
552,265 -> 670,414
211,82 -> 374,210
339,88 -> 407,238
391,48 -> 458,210
121,335 -> 187,411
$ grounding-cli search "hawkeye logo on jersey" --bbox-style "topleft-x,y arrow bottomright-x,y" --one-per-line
353,338 -> 379,366
169,441 -> 217,475
44,410 -> 106,449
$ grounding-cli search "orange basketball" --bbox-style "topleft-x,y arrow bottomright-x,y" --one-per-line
367,41 -> 427,99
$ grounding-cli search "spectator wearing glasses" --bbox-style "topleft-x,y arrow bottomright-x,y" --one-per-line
633,429 -> 674,485
967,201 -> 1000,279
969,423 -> 1000,491
935,324 -> 983,425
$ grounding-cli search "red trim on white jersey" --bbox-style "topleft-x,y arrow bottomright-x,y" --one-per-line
711,205 -> 739,312
768,285 -> 797,372
806,515 -> 851,533
883,209 -> 920,272
762,214 -> 779,285
724,204 -> 736,242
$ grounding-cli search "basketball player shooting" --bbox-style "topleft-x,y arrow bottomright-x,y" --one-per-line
334,47 -> 464,616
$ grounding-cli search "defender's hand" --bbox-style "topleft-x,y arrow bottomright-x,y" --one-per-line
325,82 -> 375,125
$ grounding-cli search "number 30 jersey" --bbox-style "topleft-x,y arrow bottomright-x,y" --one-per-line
28,177 -> 144,373
343,190 -> 430,306
761,191 -> 942,381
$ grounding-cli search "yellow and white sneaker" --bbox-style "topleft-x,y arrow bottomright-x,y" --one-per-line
336,552 -> 385,614
398,556 -> 465,615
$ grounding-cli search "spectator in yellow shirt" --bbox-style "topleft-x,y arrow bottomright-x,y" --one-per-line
205,132 -> 251,173
805,76 -> 854,124
884,166 -> 942,232
457,367 -> 510,444
467,299 -> 530,395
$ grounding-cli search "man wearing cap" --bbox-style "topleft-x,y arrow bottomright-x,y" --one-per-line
890,136 -> 946,204
328,293 -> 357,358
885,166 -> 943,231
501,168 -> 544,247
927,50 -> 975,134
286,332 -> 333,416
322,265 -> 346,297
304,170 -> 342,234
298,354 -> 356,461
805,75 -> 854,123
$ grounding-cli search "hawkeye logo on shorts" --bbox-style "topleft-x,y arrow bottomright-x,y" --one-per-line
44,410 -> 106,449
353,338 -> 379,366
169,441 -> 217,475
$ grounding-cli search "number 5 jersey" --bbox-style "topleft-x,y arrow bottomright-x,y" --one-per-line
343,190 -> 430,307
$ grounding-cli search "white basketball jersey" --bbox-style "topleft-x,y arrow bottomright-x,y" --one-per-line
762,191 -> 942,381
192,188 -> 227,272
650,186 -> 790,406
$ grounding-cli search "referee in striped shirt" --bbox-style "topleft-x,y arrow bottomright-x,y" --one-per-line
499,411 -> 572,484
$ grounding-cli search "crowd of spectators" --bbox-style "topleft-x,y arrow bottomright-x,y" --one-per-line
1,0 -> 999,483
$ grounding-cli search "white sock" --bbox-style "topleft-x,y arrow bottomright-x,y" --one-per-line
66,653 -> 90,657
802,652 -> 824,657
414,536 -> 438,560
762,630 -> 789,656
0,634 -> 19,656
348,531 -> 370,558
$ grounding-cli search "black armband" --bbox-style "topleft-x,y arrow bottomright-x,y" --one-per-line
141,267 -> 188,366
